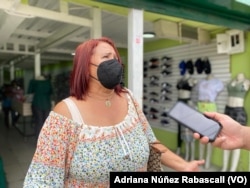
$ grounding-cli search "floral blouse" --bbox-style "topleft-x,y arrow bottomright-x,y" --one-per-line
23,92 -> 157,187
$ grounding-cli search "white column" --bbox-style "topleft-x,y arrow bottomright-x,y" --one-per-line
127,9 -> 144,107
0,66 -> 3,86
90,8 -> 102,39
34,52 -> 41,78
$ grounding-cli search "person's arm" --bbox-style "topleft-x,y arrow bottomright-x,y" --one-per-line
241,126 -> 250,150
193,111 -> 250,151
160,149 -> 204,171
23,111 -> 78,187
128,89 -> 205,171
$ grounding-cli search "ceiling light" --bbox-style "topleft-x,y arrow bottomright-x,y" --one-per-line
143,32 -> 156,38
4,10 -> 35,18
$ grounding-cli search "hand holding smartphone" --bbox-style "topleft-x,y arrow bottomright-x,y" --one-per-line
168,101 -> 222,142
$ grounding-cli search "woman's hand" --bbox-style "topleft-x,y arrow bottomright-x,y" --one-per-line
182,159 -> 205,171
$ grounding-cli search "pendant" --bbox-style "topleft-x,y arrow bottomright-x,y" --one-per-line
105,99 -> 111,107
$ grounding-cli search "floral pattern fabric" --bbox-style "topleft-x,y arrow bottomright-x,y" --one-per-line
23,93 -> 157,187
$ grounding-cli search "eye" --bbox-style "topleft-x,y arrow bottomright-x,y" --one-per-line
103,55 -> 109,59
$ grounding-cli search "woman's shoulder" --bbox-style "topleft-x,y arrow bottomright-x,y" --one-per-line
53,98 -> 72,119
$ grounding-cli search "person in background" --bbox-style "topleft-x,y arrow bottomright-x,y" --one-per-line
24,37 -> 204,187
10,79 -> 25,126
27,74 -> 53,140
193,111 -> 250,151
1,83 -> 12,129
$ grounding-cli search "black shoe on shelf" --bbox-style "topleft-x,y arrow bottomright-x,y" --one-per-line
150,81 -> 159,87
149,75 -> 159,81
149,64 -> 159,69
150,98 -> 159,103
149,114 -> 158,120
161,56 -> 172,63
161,63 -> 172,70
161,88 -> 172,94
160,96 -> 172,101
150,107 -> 159,113
161,112 -> 168,117
161,70 -> 172,76
149,91 -> 159,96
161,82 -> 172,88
149,57 -> 160,69
161,119 -> 170,126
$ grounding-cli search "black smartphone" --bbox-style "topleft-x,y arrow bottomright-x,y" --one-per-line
168,101 -> 222,142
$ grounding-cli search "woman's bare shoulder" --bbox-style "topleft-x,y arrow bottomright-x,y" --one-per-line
53,99 -> 71,119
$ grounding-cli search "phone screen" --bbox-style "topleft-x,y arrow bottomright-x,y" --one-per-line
168,101 -> 222,142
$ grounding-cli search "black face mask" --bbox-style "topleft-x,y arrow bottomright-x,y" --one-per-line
90,59 -> 123,89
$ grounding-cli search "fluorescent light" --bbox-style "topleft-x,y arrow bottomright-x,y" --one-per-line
143,32 -> 155,38
5,10 -> 35,18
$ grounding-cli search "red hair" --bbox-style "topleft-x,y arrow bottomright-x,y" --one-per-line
70,37 -> 125,100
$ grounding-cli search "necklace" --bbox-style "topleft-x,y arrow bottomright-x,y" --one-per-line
105,98 -> 112,107
88,92 -> 114,107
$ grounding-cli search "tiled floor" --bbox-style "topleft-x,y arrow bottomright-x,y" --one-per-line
0,113 -> 36,188
0,111 -> 220,188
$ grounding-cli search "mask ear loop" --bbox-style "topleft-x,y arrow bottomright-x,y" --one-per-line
89,63 -> 99,81
90,63 -> 98,67
89,75 -> 99,81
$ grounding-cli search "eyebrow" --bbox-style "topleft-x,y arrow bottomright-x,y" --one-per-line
103,52 -> 117,59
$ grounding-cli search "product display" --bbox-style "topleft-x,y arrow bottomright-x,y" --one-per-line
161,82 -> 172,88
161,88 -> 172,94
150,107 -> 159,113
149,57 -> 160,69
149,75 -> 159,81
143,55 -> 173,129
160,119 -> 170,126
149,81 -> 159,87
149,91 -> 159,96
161,63 -> 172,70
185,60 -> 194,75
160,95 -> 171,101
161,70 -> 172,76
179,60 -> 186,75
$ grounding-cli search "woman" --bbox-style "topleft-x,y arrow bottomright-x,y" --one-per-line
24,37 -> 204,187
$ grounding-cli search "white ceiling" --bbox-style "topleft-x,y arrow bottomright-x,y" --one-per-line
0,0 -> 225,70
